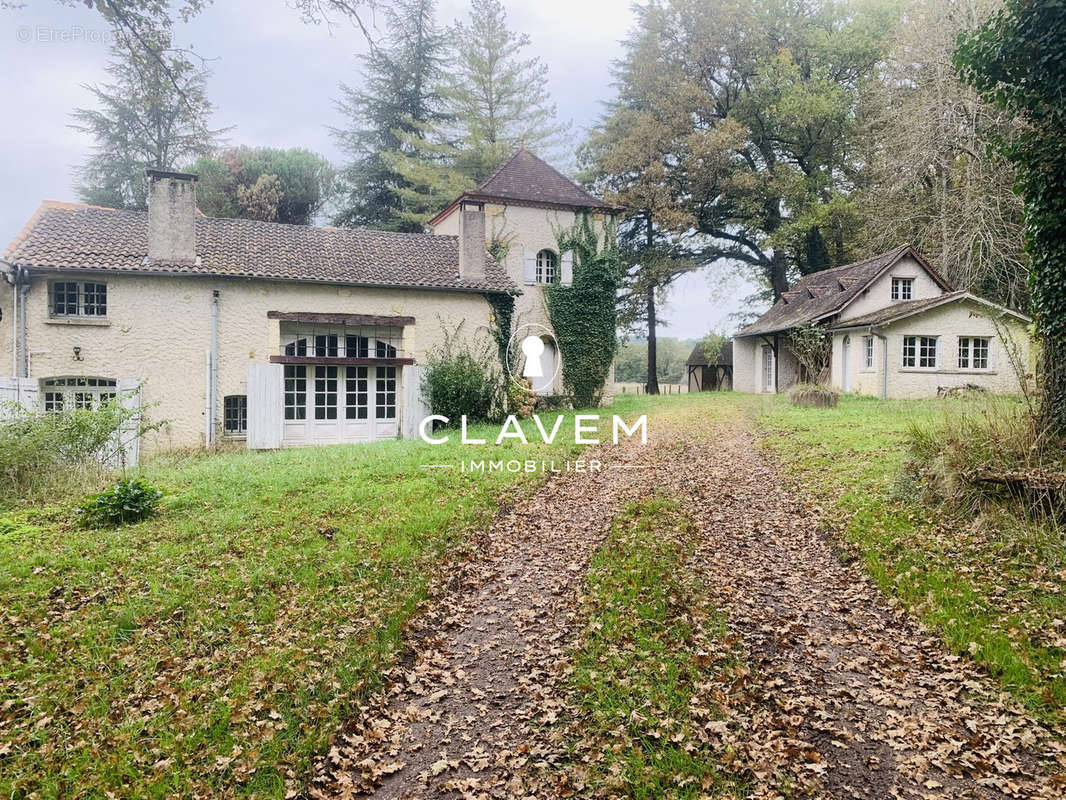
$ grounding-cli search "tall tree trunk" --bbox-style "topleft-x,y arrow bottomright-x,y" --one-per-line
769,250 -> 789,300
646,284 -> 660,395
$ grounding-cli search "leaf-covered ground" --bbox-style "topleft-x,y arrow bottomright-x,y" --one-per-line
0,416 -> 585,799
314,394 -> 1066,798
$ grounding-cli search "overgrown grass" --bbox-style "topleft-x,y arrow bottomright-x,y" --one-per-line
751,393 -> 1066,722
0,415 -> 592,799
563,495 -> 746,799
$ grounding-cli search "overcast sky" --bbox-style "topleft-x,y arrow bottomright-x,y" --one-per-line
0,0 -> 759,338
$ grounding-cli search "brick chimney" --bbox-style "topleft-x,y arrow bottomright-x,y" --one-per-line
147,169 -> 198,263
458,199 -> 486,282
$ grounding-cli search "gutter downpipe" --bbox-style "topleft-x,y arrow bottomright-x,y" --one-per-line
18,268 -> 29,378
872,325 -> 888,400
208,289 -> 219,446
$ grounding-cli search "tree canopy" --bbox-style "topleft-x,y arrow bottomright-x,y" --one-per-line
72,35 -> 224,210
956,0 -> 1066,433
187,146 -> 334,224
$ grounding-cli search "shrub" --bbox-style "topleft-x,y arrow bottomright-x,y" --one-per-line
77,478 -> 163,527
788,383 -> 840,408
422,326 -> 502,425
905,396 -> 1066,518
0,396 -> 157,503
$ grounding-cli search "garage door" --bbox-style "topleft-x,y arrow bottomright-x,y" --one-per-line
282,364 -> 399,446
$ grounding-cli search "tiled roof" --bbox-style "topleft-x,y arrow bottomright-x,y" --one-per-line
687,340 -> 733,366
736,245 -> 950,336
430,148 -> 615,224
830,292 -> 1030,329
4,202 -> 516,294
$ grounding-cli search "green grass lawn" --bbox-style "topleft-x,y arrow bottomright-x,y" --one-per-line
0,416 -> 591,799
563,495 -> 746,799
750,392 -> 1066,722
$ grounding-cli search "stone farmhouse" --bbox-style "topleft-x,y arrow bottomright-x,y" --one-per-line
731,245 -> 1033,397
0,149 -> 615,456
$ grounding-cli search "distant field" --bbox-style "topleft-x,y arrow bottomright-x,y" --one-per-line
612,381 -> 688,395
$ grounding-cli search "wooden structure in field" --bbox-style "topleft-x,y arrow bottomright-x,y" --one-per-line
687,340 -> 733,392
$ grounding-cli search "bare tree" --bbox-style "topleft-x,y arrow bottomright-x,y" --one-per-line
857,0 -> 1028,308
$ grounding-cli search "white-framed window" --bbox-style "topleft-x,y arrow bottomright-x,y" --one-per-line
284,365 -> 307,420
863,336 -> 875,369
902,335 -> 938,368
223,395 -> 247,435
50,281 -> 108,317
41,377 -> 117,411
314,366 -> 339,420
891,277 -> 914,301
376,366 -> 397,419
958,336 -> 991,370
535,249 -> 557,284
345,366 -> 369,420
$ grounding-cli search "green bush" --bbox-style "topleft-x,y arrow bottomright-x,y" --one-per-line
77,478 -> 163,527
422,328 -> 502,425
0,395 -> 156,504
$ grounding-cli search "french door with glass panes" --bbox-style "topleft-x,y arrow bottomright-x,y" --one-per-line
283,364 -> 398,445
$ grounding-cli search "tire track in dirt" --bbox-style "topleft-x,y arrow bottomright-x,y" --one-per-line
311,406 -> 1066,799
672,420 -> 1066,799
309,435 -> 664,799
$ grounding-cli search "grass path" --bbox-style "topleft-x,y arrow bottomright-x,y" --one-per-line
313,394 -> 1066,799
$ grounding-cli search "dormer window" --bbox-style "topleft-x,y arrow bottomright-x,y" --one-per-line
891,277 -> 913,301
536,249 -> 557,284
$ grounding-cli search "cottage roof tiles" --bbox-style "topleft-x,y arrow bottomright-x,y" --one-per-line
736,245 -> 951,337
4,202 -> 516,294
429,148 -> 615,225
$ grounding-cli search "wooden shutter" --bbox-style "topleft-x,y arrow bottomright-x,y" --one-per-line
247,363 -> 284,450
560,251 -> 574,286
401,365 -> 430,440
116,378 -> 141,467
523,248 -> 537,285
0,377 -> 39,420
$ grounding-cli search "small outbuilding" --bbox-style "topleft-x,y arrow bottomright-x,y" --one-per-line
687,340 -> 733,392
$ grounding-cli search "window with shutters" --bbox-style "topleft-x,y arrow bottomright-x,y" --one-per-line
535,249 -> 557,284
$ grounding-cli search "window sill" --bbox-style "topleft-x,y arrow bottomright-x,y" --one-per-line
898,368 -> 998,375
46,317 -> 111,327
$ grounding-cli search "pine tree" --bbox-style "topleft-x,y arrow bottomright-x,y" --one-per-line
446,0 -> 570,181
71,35 -> 223,210
331,0 -> 451,232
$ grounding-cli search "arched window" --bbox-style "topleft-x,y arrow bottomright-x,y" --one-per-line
41,377 -> 117,412
535,249 -> 557,284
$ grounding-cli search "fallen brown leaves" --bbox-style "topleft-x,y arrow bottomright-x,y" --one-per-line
312,400 -> 1066,799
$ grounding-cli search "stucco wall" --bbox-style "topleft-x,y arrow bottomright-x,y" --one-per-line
838,255 -> 945,321
9,271 -> 495,451
830,298 -> 1032,397
0,278 -> 12,374
435,202 -> 616,397
732,335 -> 757,393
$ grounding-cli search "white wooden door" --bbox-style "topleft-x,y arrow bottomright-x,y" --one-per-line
282,365 -> 398,445
762,346 -> 774,393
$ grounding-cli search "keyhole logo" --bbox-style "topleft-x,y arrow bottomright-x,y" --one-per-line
520,336 -> 545,378
505,323 -> 561,395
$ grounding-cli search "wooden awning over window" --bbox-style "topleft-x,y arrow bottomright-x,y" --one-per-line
267,311 -> 416,327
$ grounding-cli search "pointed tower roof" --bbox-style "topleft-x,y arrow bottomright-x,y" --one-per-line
429,148 -> 616,226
